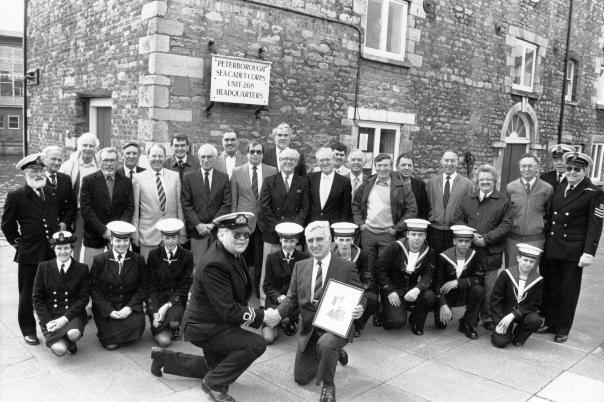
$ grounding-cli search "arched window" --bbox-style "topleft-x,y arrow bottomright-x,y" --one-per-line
505,113 -> 530,140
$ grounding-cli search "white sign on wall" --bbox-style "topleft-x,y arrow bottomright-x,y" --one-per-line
210,55 -> 272,106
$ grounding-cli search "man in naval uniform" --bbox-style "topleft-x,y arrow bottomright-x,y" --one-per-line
539,144 -> 575,191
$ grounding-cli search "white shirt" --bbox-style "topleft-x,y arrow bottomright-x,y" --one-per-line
406,251 -> 420,273
521,177 -> 536,187
517,278 -> 527,300
282,172 -> 292,189
442,172 -> 457,193
123,166 -> 138,178
248,163 -> 263,194
456,258 -> 465,279
479,190 -> 493,202
202,168 -> 214,188
56,258 -> 71,273
113,250 -> 126,263
176,155 -> 189,165
320,171 -> 335,209
224,152 -> 238,178
165,247 -> 177,261
310,252 -> 332,301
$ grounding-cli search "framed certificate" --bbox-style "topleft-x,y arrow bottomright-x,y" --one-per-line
312,279 -> 364,338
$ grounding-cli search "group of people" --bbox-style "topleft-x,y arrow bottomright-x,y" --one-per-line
1,121 -> 602,402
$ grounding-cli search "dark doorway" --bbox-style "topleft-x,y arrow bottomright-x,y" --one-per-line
96,107 -> 111,148
500,143 -> 526,189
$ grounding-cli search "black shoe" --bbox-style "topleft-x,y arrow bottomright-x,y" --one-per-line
320,384 -> 336,402
554,334 -> 568,343
284,322 -> 297,337
410,322 -> 424,336
150,347 -> 164,377
338,349 -> 348,366
512,339 -> 525,347
482,321 -> 494,331
458,320 -> 478,340
23,335 -> 40,345
536,324 -> 555,334
354,328 -> 361,338
67,341 -> 78,355
372,315 -> 382,327
202,379 -> 236,402
171,327 -> 181,341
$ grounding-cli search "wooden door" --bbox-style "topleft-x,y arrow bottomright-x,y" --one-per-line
96,107 -> 111,148
500,143 -> 526,189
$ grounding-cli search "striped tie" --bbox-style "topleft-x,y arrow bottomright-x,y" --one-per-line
252,166 -> 258,200
156,172 -> 166,212
313,261 -> 323,302
106,176 -> 114,201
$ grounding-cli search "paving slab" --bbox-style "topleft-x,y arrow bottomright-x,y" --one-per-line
351,383 -> 428,401
568,353 -> 604,382
537,372 -> 604,402
0,371 -> 77,402
0,335 -> 33,366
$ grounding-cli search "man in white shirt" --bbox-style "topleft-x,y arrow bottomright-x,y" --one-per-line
215,131 -> 247,178
117,142 -> 145,180
346,149 -> 367,200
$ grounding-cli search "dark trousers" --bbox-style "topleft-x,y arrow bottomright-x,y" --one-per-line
18,263 -> 39,336
382,289 -> 436,331
541,258 -> 583,335
360,229 -> 395,274
427,227 -> 453,255
158,347 -> 209,379
491,312 -> 542,348
243,228 -> 263,293
354,291 -> 379,331
294,330 -> 348,386
435,284 -> 485,328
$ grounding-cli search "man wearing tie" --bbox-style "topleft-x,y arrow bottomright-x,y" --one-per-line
42,146 -> 76,232
346,149 -> 367,200
539,144 -> 575,191
215,131 -> 248,178
117,142 -> 145,180
231,140 -> 278,295
262,122 -> 307,177
163,134 -> 201,182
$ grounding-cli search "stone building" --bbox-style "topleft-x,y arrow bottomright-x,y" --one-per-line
0,30 -> 23,155
25,0 -> 604,185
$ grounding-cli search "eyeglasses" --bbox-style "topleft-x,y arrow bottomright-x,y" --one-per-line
566,166 -> 583,173
248,150 -> 263,155
232,232 -> 251,240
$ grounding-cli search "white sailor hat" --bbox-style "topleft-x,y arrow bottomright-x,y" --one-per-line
16,153 -> 45,171
517,243 -> 543,259
450,225 -> 475,239
156,218 -> 184,236
563,151 -> 592,168
405,218 -> 431,232
275,222 -> 304,239
50,231 -> 77,246
106,221 -> 136,239
548,144 -> 575,157
213,212 -> 254,231
331,222 -> 358,237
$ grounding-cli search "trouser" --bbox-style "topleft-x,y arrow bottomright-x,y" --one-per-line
73,210 -> 84,261
435,284 -> 485,328
243,228 -> 263,294
294,330 -> 348,386
354,291 -> 379,331
360,229 -> 395,274
159,347 -> 209,378
382,289 -> 436,331
260,242 -> 282,305
491,312 -> 542,348
18,263 -> 39,336
427,227 -> 453,255
480,268 -> 501,323
505,235 -> 544,270
541,258 -> 583,336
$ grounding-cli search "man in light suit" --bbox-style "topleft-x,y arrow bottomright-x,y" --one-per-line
277,221 -> 366,402
263,123 -> 307,177
132,144 -> 185,259
215,131 -> 247,178
231,140 -> 278,295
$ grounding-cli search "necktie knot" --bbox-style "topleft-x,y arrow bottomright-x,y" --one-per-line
60,263 -> 66,276
129,170 -> 134,179
446,175 -> 451,181
50,174 -> 56,184
169,251 -> 174,260
117,254 -> 122,261
252,166 -> 257,171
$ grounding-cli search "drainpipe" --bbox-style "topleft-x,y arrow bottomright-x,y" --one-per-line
556,0 -> 574,144
22,0 -> 28,156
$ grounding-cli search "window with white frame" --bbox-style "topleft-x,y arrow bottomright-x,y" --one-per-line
512,39 -> 537,92
364,0 -> 408,61
0,46 -> 23,98
565,59 -> 577,102
0,115 -> 4,128
357,122 -> 401,174
8,115 -> 19,129
597,65 -> 604,106
590,143 -> 604,182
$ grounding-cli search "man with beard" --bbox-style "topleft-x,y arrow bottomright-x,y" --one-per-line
2,153 -> 60,345
117,142 -> 145,180
215,131 -> 247,178
42,146 -> 76,232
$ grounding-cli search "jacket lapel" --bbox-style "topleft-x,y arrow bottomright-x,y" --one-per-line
283,174 -> 298,209
555,178 -> 587,210
27,186 -> 46,209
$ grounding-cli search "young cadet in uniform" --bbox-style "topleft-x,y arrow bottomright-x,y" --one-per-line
147,219 -> 193,348
491,244 -> 544,348
262,222 -> 308,344
375,219 -> 436,335
434,225 -> 485,339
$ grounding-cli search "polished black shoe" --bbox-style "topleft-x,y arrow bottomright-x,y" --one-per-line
372,315 -> 382,327
171,327 -> 181,341
458,321 -> 478,340
319,384 -> 336,402
150,347 -> 164,377
434,320 -> 447,330
536,324 -> 555,334
354,328 -> 361,338
284,322 -> 297,337
482,321 -> 494,331
512,339 -> 525,347
338,349 -> 348,366
410,322 -> 424,336
23,335 -> 40,345
202,379 -> 236,401
67,341 -> 78,355
554,334 -> 568,343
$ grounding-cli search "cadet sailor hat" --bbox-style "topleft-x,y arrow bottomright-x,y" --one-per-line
517,243 -> 543,259
548,144 -> 575,157
16,153 -> 45,171
275,222 -> 304,239
156,218 -> 184,236
50,231 -> 77,246
405,218 -> 431,232
450,225 -> 475,239
563,152 -> 592,168
213,212 -> 254,231
106,221 -> 136,239
331,222 -> 358,237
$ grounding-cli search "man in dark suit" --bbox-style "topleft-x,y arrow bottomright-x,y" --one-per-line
262,122 -> 307,177
346,149 -> 368,200
397,153 -> 429,219
181,143 -> 232,267
2,153 -> 60,345
540,144 -> 575,191
116,141 -> 145,180
539,152 -> 603,343
277,221 -> 366,402
80,147 -> 134,267
42,146 -> 76,232
258,147 -> 310,304
164,134 -> 201,182
308,147 -> 352,224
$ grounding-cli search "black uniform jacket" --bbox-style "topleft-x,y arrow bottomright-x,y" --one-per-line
491,266 -> 543,324
146,245 -> 193,314
544,177 -> 604,261
263,146 -> 307,177
376,239 -> 436,294
308,171 -> 352,224
540,170 -> 566,192
434,247 -> 484,307
80,171 -> 134,248
90,250 -> 147,318
410,176 -> 430,220
263,248 -> 309,307
46,172 -> 77,229
333,244 -> 376,293
32,258 -> 89,326
258,173 -> 310,244
2,185 -> 60,264
182,241 -> 265,342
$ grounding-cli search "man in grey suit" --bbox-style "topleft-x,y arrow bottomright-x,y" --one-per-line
231,140 -> 278,295
132,144 -> 185,259
215,131 -> 247,179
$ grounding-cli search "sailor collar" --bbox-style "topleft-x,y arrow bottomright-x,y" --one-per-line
396,239 -> 430,265
504,265 -> 542,303
439,248 -> 476,274
332,244 -> 361,263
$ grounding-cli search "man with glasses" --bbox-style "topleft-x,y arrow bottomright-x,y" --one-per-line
215,131 -> 247,178
164,134 -> 200,181
263,123 -> 307,177
80,147 -> 134,267
230,140 -> 278,296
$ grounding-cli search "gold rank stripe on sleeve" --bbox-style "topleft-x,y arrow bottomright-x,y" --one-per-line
242,306 -> 256,327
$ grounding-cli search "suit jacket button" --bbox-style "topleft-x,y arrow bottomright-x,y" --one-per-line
554,212 -> 557,215
53,291 -> 57,294
563,234 -> 567,237
565,212 -> 569,216
551,232 -> 554,235
54,304 -> 57,308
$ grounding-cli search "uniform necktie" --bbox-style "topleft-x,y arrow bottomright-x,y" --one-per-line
129,170 -> 134,181
284,174 -> 290,193
565,185 -> 574,198
168,251 -> 174,264
313,261 -> 323,302
204,171 -> 210,193
177,160 -> 184,181
443,176 -> 451,207
60,263 -> 66,279
37,188 -> 45,202
252,166 -> 258,200
117,254 -> 123,275
156,172 -> 166,212
525,182 -> 531,194
557,173 -> 563,183
106,176 -> 114,201
50,174 -> 57,187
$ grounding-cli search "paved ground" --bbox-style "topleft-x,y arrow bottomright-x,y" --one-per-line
0,238 -> 603,402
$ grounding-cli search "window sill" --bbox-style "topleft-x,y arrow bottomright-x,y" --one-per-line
360,52 -> 412,68
508,87 -> 541,99
565,100 -> 578,106
596,103 -> 604,110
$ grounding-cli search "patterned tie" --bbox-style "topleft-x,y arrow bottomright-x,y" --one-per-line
525,182 -> 531,194
129,170 -> 134,181
313,260 -> 323,302
117,254 -> 123,275
156,172 -> 166,212
50,174 -> 57,188
106,176 -> 114,201
60,263 -> 66,279
252,166 -> 259,200
204,171 -> 210,194
443,176 -> 451,207
284,174 -> 290,193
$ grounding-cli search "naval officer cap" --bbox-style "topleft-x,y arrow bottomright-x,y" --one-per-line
331,222 -> 358,238
450,225 -> 475,239
548,144 -> 575,157
50,231 -> 77,246
16,153 -> 45,171
106,221 -> 136,239
563,151 -> 592,168
275,222 -> 304,239
213,212 -> 254,231
156,218 -> 184,236
517,243 -> 543,259
405,218 -> 431,232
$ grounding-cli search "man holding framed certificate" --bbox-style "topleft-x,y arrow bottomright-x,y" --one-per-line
277,220 -> 367,402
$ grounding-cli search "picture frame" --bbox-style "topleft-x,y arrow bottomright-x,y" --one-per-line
312,279 -> 364,338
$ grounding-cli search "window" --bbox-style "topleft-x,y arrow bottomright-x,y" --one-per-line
565,59 -> 577,102
512,39 -> 537,92
364,0 -> 408,61
0,46 -> 23,98
357,122 -> 401,174
590,143 -> 604,181
0,115 -> 3,128
8,115 -> 19,129
597,65 -> 604,106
